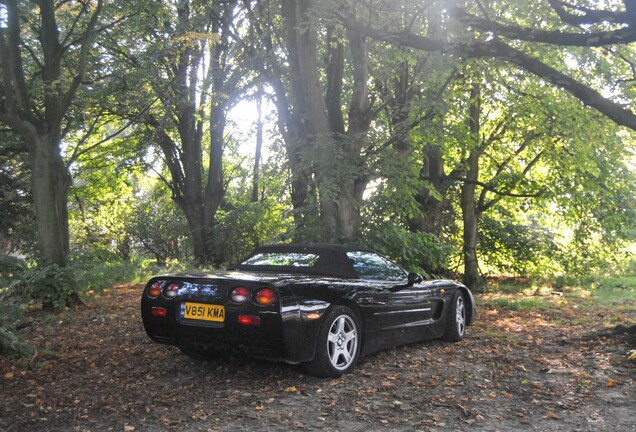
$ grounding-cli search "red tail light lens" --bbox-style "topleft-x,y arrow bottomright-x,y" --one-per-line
255,288 -> 276,306
230,286 -> 250,303
148,282 -> 162,298
238,315 -> 261,326
164,282 -> 179,299
151,307 -> 167,317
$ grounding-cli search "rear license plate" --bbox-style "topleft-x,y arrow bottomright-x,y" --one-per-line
180,302 -> 225,322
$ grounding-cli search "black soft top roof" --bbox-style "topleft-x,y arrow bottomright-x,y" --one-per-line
253,243 -> 365,254
234,243 -> 365,278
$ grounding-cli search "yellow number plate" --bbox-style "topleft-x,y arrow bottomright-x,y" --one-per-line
180,302 -> 225,322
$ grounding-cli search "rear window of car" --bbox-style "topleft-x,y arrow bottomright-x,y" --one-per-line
241,252 -> 320,267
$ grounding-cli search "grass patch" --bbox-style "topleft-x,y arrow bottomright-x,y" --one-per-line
483,274 -> 636,315
559,276 -> 636,313
584,289 -> 636,312
483,296 -> 553,312
589,276 -> 636,308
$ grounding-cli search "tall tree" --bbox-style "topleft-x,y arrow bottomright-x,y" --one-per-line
335,0 -> 636,286
0,1 -> 102,272
242,0 -> 315,237
249,0 -> 374,242
460,81 -> 483,290
251,88 -> 264,203
106,0 -> 248,264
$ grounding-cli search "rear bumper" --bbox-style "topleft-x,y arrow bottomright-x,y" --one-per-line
141,296 -> 326,364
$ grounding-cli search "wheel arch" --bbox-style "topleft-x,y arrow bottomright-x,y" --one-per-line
457,285 -> 476,327
303,302 -> 363,377
308,298 -> 364,345
327,298 -> 364,329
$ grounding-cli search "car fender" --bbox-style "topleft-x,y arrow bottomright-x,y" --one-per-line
458,285 -> 477,326
280,296 -> 331,363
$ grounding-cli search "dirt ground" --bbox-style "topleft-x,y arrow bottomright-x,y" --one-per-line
1,283 -> 634,432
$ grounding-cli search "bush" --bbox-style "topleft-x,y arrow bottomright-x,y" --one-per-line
361,222 -> 451,277
22,264 -> 81,311
72,251 -> 184,289
479,210 -> 559,276
70,249 -> 141,292
0,255 -> 33,356
0,302 -> 34,356
209,202 -> 292,266
0,250 -> 172,357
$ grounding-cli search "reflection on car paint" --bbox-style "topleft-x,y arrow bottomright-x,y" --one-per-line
178,281 -> 219,297
373,307 -> 432,315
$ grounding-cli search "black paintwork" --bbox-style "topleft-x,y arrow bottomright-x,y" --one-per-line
141,244 -> 476,366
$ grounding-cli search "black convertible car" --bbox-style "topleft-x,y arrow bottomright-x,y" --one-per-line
141,244 -> 476,377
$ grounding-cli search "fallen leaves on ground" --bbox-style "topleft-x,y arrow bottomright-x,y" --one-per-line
0,284 -> 634,431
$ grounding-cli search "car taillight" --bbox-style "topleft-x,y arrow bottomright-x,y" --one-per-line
230,286 -> 250,303
238,315 -> 261,326
255,288 -> 276,306
152,307 -> 167,317
148,282 -> 162,298
164,282 -> 179,299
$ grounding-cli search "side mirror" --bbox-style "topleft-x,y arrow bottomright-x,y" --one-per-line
407,272 -> 424,286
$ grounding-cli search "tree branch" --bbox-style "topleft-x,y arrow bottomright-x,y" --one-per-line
440,175 -> 543,199
480,150 -> 545,213
452,7 -> 636,46
0,1 -> 36,123
546,0 -> 634,27
339,15 -> 636,132
61,0 -> 104,119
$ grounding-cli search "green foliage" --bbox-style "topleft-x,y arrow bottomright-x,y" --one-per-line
209,202 -> 293,266
484,273 -> 636,315
0,304 -> 34,357
0,248 -> 181,357
126,183 -> 192,264
587,277 -> 636,310
69,249 -> 153,293
22,264 -> 80,311
0,256 -> 33,356
360,221 -> 451,277
2,0 -> 635,286
0,135 -> 35,256
479,208 -> 559,276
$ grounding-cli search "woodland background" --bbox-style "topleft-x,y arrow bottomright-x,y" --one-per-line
1,0 -> 636,355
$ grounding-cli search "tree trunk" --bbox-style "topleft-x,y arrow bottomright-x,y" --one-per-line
29,131 -> 83,310
276,0 -> 374,243
325,174 -> 367,241
318,11 -> 372,242
413,144 -> 449,237
461,178 -> 483,291
202,106 -> 226,260
269,77 -> 315,238
282,0 -> 337,241
141,1 -> 241,265
0,0 -> 100,270
461,83 -> 487,292
171,105 -> 225,265
29,133 -> 71,267
386,60 -> 454,244
251,90 -> 263,203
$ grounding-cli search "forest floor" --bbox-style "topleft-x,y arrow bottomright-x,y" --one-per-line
1,282 -> 635,432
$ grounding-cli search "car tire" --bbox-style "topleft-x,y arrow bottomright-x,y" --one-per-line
304,306 -> 362,378
442,290 -> 467,342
